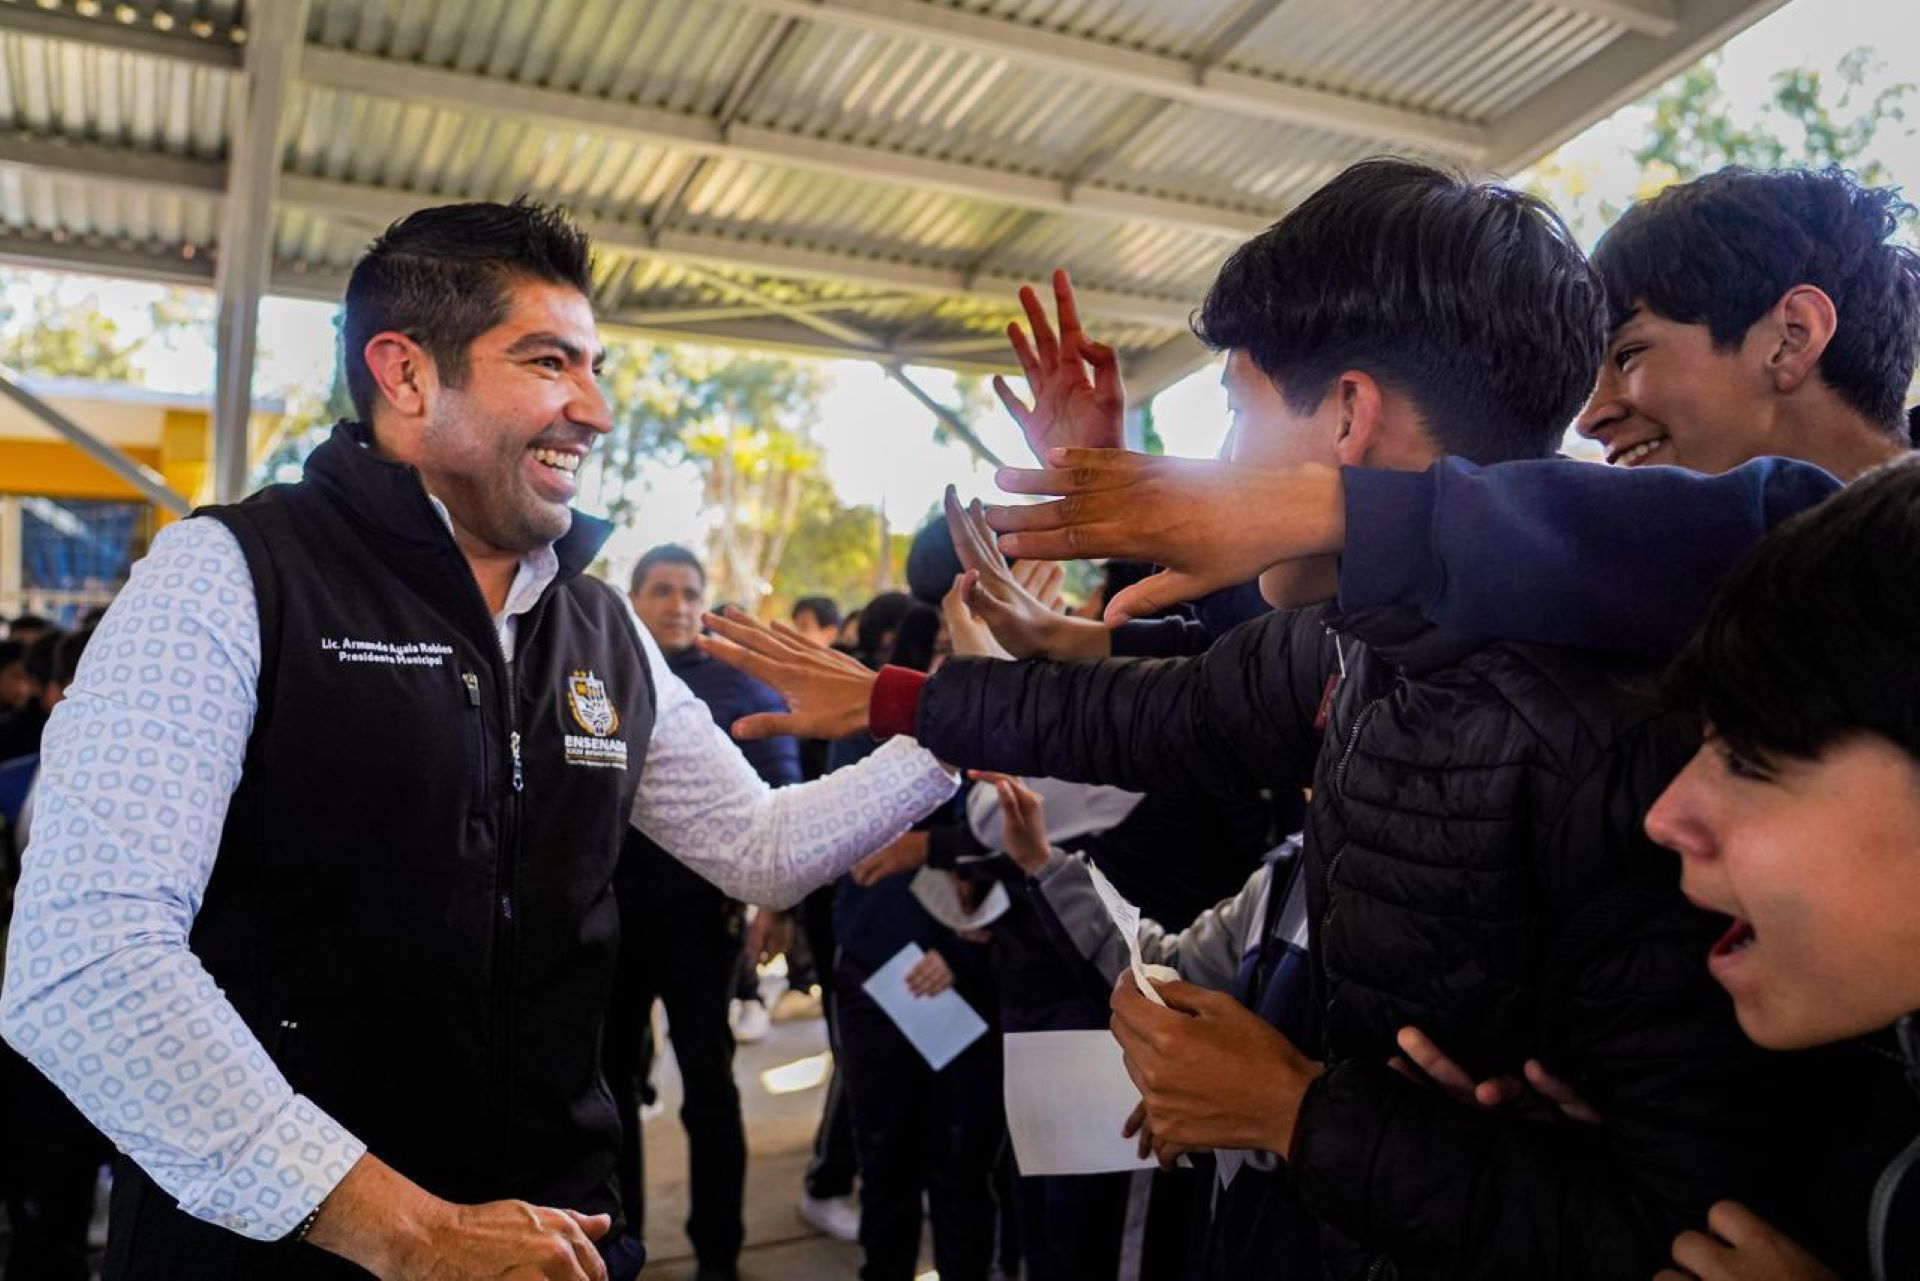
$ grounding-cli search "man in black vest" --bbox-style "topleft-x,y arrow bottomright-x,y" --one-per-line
0,200 -> 959,1281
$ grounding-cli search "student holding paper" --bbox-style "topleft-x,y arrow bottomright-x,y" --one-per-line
980,772 -> 1319,1281
824,601 -> 1003,1281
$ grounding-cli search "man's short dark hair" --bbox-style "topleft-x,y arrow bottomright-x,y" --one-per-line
341,198 -> 595,424
1665,454 -> 1920,767
52,627 -> 92,689
792,596 -> 841,629
1195,156 -> 1605,464
630,545 -> 705,594
21,629 -> 64,688
1594,167 -> 1920,434
8,614 -> 49,639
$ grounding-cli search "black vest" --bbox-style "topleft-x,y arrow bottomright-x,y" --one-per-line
106,423 -> 657,1278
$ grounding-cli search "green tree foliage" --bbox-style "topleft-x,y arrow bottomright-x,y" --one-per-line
591,342 -> 887,609
0,283 -> 210,381
1527,47 -> 1917,246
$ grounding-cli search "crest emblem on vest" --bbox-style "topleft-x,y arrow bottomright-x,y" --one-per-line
567,670 -> 620,738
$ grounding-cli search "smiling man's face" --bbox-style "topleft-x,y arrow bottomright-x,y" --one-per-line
1576,307 -> 1781,474
413,279 -> 612,555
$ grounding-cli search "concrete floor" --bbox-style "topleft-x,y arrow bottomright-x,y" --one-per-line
638,991 -> 937,1280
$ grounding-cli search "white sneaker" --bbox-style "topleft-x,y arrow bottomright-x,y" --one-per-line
731,998 -> 772,1044
797,1192 -> 861,1242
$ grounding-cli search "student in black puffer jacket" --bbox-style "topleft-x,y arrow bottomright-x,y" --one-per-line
857,162 -> 1794,1279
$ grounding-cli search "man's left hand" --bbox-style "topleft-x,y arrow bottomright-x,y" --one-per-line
696,607 -> 876,740
1109,972 -> 1320,1156
1655,1202 -> 1839,1281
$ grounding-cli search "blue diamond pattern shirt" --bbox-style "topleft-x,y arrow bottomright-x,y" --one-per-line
0,514 -> 956,1242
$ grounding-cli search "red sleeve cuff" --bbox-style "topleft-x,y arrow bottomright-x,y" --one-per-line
869,665 -> 928,741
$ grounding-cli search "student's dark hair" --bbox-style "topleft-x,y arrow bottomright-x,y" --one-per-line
1908,403 -> 1920,448
1665,454 -> 1920,766
884,602 -> 943,675
0,640 -> 22,672
630,544 -> 705,594
8,613 -> 50,638
855,592 -> 915,668
1195,156 -> 1605,464
52,627 -> 93,689
21,629 -> 64,687
791,596 -> 842,629
1594,167 -> 1920,434
341,198 -> 595,424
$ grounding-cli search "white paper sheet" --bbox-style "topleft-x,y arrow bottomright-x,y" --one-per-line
909,866 -> 1011,931
1083,860 -> 1172,1007
1003,1030 -> 1158,1177
860,943 -> 989,1071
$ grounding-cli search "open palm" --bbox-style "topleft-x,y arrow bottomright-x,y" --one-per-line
995,268 -> 1127,461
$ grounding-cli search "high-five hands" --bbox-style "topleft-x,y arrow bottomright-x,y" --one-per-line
944,486 -> 1111,660
996,269 -> 1127,462
987,452 -> 1346,624
696,606 -> 876,741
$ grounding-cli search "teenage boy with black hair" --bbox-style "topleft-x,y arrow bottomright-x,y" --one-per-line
989,166 -> 1918,655
701,158 -> 1782,1280
1643,457 -> 1920,1281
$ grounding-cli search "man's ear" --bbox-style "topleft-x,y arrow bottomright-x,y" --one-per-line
1766,285 -> 1838,395
361,332 -> 436,422
1332,372 -> 1388,467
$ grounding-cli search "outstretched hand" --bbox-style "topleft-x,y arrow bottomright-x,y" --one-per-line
944,486 -> 1108,659
968,770 -> 1051,874
995,268 -> 1126,462
695,607 -> 876,741
988,451 -> 1346,623
1655,1201 -> 1839,1281
1388,1026 -> 1602,1125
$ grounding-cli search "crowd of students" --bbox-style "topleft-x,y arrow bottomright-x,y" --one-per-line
691,158 -> 1920,1281
1,155 -> 1917,1281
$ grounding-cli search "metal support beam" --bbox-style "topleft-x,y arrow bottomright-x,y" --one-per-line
884,366 -> 1007,470
1542,0 -> 1680,40
275,172 -> 1198,330
297,47 -> 1268,240
1123,333 -> 1214,403
0,1 -> 242,69
212,0 -> 309,503
1484,0 -> 1789,172
0,366 -> 190,515
726,0 -> 1486,157
0,133 -> 226,199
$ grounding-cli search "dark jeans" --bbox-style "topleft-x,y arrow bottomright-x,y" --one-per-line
3,1043 -> 109,1281
603,883 -> 748,1267
800,886 -> 858,1200
835,957 -> 1002,1281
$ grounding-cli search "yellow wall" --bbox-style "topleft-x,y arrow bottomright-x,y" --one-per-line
0,439 -> 166,502
0,407 -> 217,525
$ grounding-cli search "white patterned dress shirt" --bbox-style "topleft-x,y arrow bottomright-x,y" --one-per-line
0,515 -> 955,1242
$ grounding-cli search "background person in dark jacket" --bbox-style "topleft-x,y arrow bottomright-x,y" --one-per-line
602,544 -> 801,1281
703,158 -> 1788,1280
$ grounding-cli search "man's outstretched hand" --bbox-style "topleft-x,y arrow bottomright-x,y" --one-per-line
988,450 -> 1347,624
944,486 -> 1111,660
995,269 -> 1126,463
695,607 -> 875,741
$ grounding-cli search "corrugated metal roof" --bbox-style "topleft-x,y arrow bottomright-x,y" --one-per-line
0,0 -> 1786,383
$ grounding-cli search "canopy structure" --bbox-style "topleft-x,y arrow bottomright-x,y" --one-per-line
0,0 -> 1787,499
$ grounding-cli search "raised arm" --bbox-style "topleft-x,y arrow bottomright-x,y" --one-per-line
627,612 -> 957,909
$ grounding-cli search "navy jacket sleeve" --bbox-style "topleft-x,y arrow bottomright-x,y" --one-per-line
1337,456 -> 1841,657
